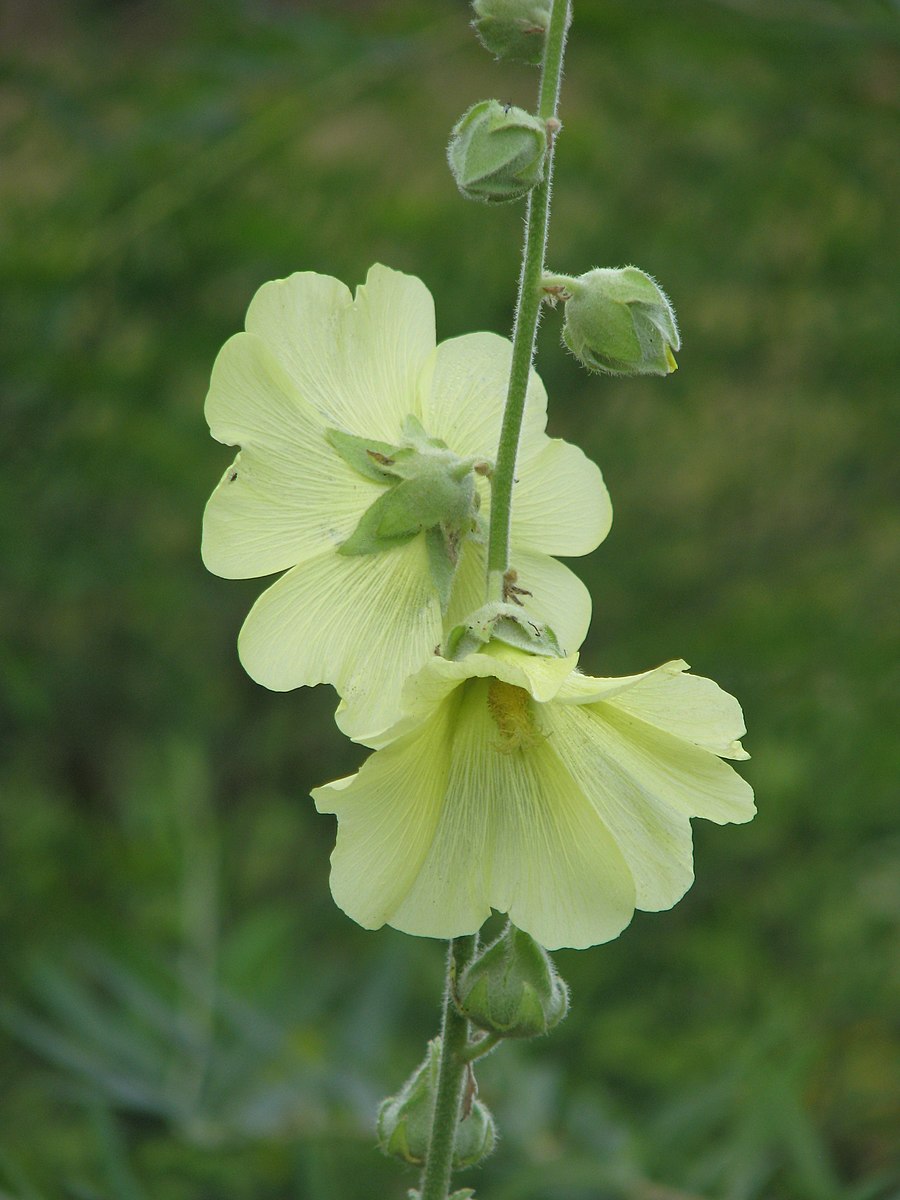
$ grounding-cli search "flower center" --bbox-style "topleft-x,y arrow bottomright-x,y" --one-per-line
487,679 -> 540,752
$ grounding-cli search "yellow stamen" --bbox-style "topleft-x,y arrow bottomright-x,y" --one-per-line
487,680 -> 541,753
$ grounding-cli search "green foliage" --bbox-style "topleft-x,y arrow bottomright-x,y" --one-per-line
1,0 -> 898,1196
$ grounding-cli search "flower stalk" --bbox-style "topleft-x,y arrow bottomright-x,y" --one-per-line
420,935 -> 478,1200
486,0 -> 572,603
420,7 -> 573,1192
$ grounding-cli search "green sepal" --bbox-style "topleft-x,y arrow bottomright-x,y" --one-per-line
400,412 -> 445,448
325,427 -> 406,483
426,526 -> 460,611
338,446 -> 478,573
444,601 -> 563,661
331,415 -> 482,611
454,1098 -> 496,1168
337,489 -> 419,557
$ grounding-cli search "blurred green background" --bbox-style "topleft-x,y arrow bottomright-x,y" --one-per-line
1,0 -> 898,1197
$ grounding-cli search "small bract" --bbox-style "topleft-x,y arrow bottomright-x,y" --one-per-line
201,266 -> 612,735
313,644 -> 755,950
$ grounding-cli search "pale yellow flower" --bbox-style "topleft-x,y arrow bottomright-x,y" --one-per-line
202,265 -> 611,734
313,645 -> 754,950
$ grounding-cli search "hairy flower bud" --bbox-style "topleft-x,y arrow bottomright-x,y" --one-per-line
452,1092 -> 496,1168
448,100 -> 547,205
471,0 -> 552,65
456,923 -> 570,1038
551,266 -> 680,376
377,1039 -> 496,1168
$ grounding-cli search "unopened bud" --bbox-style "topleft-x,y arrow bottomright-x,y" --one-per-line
471,0 -> 552,65
377,1039 -> 496,1168
456,924 -> 570,1039
550,266 -> 680,376
453,1091 -> 496,1168
377,1044 -> 434,1165
448,100 -> 547,205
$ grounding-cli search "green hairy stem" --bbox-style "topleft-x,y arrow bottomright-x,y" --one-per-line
419,936 -> 478,1200
486,0 -> 572,603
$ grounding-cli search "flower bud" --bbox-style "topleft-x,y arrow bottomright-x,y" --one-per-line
377,1039 -> 496,1168
554,266 -> 680,376
453,1093 -> 496,1168
448,100 -> 547,205
471,0 -> 552,65
377,1045 -> 433,1165
456,924 -> 570,1039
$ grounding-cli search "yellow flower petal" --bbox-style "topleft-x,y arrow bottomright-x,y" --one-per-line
202,333 -> 379,579
245,265 -> 436,441
490,735 -> 637,951
545,702 -> 697,911
238,537 -> 441,735
511,437 -> 613,557
403,645 -> 577,723
503,546 -> 593,656
581,699 -> 756,827
558,660 -> 750,761
417,332 -> 548,464
342,643 -> 577,749
314,647 -> 754,948
325,675 -> 636,949
605,661 -> 750,760
312,705 -> 454,930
